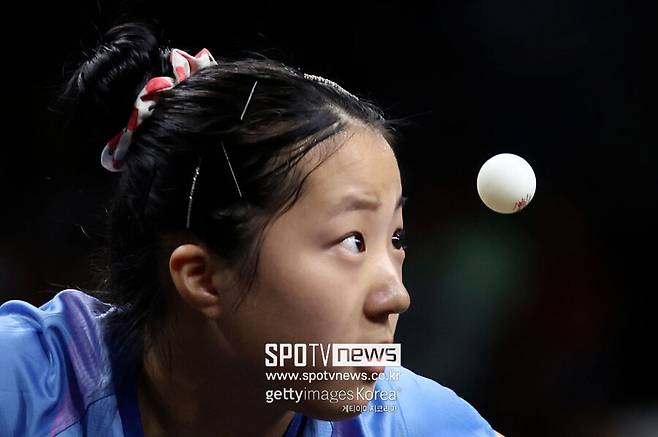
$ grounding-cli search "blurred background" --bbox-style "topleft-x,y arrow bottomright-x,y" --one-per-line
1,1 -> 655,435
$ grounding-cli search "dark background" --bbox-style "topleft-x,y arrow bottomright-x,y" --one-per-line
1,1 -> 655,435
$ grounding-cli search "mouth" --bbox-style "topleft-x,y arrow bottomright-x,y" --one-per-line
370,338 -> 394,344
363,365 -> 386,376
361,339 -> 394,377
372,338 -> 396,375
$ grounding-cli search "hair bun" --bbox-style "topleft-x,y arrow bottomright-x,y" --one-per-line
63,22 -> 168,143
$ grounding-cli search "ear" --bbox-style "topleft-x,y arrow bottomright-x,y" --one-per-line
169,244 -> 227,320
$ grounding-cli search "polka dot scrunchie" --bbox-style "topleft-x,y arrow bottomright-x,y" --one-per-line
101,48 -> 217,172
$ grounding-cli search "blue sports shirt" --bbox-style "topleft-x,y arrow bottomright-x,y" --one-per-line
0,290 -> 495,436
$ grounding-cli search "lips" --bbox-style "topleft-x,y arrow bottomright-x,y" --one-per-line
363,365 -> 386,376
369,338 -> 394,345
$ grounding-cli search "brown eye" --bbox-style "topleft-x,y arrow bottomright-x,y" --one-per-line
340,232 -> 366,253
392,229 -> 407,250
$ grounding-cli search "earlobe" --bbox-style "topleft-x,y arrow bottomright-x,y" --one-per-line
169,244 -> 223,320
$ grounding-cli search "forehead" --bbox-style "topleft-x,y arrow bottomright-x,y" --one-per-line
299,127 -> 402,210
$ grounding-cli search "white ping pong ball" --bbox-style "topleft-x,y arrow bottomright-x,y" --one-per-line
477,153 -> 536,214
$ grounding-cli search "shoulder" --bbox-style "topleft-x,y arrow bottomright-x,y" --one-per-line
327,366 -> 496,437
0,290 -> 117,435
318,366 -> 497,436
0,289 -> 112,358
384,366 -> 495,436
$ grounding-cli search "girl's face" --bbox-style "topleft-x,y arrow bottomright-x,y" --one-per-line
217,127 -> 410,418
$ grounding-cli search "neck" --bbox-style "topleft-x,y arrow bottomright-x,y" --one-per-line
137,313 -> 294,437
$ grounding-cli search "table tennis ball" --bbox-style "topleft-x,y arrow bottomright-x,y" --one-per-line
477,153 -> 536,214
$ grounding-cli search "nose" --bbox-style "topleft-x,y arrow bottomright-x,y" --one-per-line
363,259 -> 411,323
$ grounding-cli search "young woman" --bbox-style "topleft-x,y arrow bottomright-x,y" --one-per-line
0,22 -> 502,436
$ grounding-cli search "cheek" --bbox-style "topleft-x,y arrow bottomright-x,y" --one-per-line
253,249 -> 363,341
243,233 -> 363,342
231,214 -> 367,356
226,256 -> 364,376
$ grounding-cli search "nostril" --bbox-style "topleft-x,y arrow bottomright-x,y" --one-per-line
367,312 -> 390,325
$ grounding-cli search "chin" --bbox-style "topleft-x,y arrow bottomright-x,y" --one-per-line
295,379 -> 377,421
298,397 -> 371,421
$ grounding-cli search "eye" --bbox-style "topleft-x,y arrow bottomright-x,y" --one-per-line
340,232 -> 366,254
392,228 -> 407,250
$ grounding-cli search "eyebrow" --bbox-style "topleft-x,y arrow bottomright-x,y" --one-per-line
331,193 -> 407,215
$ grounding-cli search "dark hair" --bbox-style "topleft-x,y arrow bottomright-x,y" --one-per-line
63,22 -> 397,370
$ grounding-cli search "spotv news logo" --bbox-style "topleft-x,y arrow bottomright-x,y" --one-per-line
264,343 -> 401,367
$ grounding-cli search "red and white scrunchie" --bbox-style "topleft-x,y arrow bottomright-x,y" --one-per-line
101,48 -> 217,172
